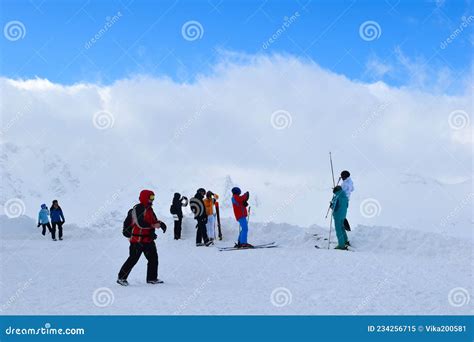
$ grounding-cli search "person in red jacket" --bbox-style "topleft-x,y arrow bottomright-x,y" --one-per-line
231,187 -> 252,248
117,190 -> 166,286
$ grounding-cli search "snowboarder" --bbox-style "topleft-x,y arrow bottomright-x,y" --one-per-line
37,204 -> 52,237
170,193 -> 188,240
50,200 -> 65,241
203,191 -> 219,242
190,188 -> 212,247
331,186 -> 349,249
340,170 -> 354,231
231,187 -> 252,248
117,190 -> 167,286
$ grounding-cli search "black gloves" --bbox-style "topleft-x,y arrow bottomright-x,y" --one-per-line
160,221 -> 167,233
37,223 -> 40,228
243,191 -> 250,207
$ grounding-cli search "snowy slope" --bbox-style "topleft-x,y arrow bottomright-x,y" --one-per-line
0,216 -> 472,315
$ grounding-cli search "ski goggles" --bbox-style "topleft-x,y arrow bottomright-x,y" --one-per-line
149,195 -> 155,201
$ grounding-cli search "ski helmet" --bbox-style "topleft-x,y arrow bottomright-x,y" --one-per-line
231,187 -> 241,195
197,188 -> 206,195
41,204 -> 47,209
341,170 -> 350,180
333,185 -> 342,194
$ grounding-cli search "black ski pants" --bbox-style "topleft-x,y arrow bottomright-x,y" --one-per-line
51,222 -> 63,239
195,220 -> 209,244
174,217 -> 182,239
41,223 -> 52,236
118,242 -> 158,282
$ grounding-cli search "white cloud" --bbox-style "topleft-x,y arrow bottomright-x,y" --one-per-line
0,53 -> 471,232
365,47 -> 464,94
365,56 -> 393,79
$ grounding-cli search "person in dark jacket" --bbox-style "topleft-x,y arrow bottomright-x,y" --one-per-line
50,200 -> 65,241
190,188 -> 212,247
117,190 -> 167,286
170,193 -> 188,240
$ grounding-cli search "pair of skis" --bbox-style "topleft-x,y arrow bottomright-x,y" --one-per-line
313,233 -> 354,252
218,241 -> 277,252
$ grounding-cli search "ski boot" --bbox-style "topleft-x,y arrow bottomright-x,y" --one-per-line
345,241 -> 351,247
334,245 -> 348,250
196,243 -> 205,247
117,279 -> 129,286
205,240 -> 213,247
147,279 -> 164,284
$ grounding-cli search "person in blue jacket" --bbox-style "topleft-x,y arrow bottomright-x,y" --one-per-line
330,186 -> 349,250
50,200 -> 65,241
37,204 -> 52,237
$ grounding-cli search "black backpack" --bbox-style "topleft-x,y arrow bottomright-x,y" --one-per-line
122,208 -> 133,238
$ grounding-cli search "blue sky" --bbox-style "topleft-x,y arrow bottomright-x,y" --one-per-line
0,0 -> 471,91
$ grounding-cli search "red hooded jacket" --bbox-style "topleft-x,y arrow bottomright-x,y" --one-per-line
231,192 -> 249,221
130,190 -> 159,243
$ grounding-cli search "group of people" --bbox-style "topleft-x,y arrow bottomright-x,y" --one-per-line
114,170 -> 354,286
116,186 -> 253,286
188,187 -> 249,247
188,188 -> 222,247
37,200 -> 66,241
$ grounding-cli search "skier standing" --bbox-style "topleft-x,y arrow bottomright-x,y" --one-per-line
50,200 -> 65,241
37,204 -> 52,237
170,193 -> 188,240
340,170 -> 354,231
203,191 -> 219,242
231,187 -> 252,248
117,190 -> 167,286
331,186 -> 349,250
190,188 -> 212,247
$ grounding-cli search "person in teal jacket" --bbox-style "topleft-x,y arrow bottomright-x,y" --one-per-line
331,186 -> 349,250
37,204 -> 52,237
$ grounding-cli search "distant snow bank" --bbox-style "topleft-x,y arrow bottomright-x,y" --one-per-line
1,215 -> 469,258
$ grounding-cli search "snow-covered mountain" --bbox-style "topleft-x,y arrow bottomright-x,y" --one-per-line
0,140 -> 471,237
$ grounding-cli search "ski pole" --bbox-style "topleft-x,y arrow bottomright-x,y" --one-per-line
328,213 -> 333,249
327,152 -> 335,248
329,152 -> 336,188
325,151 -> 338,219
324,177 -> 341,219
